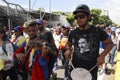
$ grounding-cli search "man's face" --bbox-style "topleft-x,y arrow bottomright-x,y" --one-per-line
78,38 -> 89,53
62,28 -> 69,36
37,24 -> 44,31
14,30 -> 21,37
0,33 -> 3,39
27,26 -> 37,39
75,12 -> 90,27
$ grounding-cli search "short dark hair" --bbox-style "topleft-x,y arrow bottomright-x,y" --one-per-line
0,27 -> 7,41
27,22 -> 37,29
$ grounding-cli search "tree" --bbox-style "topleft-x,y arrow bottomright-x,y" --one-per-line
52,9 -> 117,28
99,15 -> 113,27
90,9 -> 116,27
66,14 -> 75,27
90,9 -> 102,25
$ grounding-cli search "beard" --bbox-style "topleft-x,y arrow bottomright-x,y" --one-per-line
39,27 -> 44,31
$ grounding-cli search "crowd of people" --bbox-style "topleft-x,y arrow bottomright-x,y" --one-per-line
0,3 -> 120,80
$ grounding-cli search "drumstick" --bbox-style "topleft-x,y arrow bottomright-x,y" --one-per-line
69,59 -> 75,69
82,64 -> 97,77
89,64 -> 97,72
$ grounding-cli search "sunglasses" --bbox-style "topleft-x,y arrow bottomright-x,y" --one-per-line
14,30 -> 18,32
74,14 -> 86,19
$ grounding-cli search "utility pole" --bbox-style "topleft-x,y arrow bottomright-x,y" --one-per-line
49,0 -> 52,28
27,0 -> 31,21
39,8 -> 41,19
29,0 -> 31,11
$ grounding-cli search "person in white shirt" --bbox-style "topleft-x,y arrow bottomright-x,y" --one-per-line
0,27 -> 18,80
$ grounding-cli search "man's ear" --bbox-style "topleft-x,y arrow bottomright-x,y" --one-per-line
88,15 -> 91,22
1,33 -> 4,37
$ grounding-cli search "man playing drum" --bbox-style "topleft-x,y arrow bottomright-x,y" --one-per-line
64,4 -> 113,80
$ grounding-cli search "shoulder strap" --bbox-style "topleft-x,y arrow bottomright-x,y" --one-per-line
11,42 -> 18,51
2,41 -> 7,55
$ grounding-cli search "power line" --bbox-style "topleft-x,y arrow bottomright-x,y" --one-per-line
32,0 -> 37,10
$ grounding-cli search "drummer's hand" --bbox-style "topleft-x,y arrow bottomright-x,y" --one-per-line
3,60 -> 11,65
41,46 -> 50,57
16,53 -> 25,62
64,49 -> 71,59
97,55 -> 105,66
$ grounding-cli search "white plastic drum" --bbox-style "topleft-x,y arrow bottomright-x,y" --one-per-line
70,68 -> 92,80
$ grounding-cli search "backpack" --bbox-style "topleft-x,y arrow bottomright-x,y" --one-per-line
2,41 -> 18,55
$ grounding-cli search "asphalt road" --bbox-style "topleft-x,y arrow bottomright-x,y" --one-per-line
51,59 -> 115,80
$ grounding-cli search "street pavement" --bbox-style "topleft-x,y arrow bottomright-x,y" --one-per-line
97,63 -> 115,80
115,52 -> 120,80
50,59 -> 64,80
51,59 -> 115,80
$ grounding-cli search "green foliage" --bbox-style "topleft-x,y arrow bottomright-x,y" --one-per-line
52,9 -> 117,27
90,9 -> 117,27
99,15 -> 112,27
112,22 -> 117,27
66,15 -> 75,27
52,11 -> 65,15
90,9 -> 102,25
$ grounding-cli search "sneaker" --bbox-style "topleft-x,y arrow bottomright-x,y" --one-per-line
105,67 -> 108,72
98,69 -> 104,75
105,67 -> 112,75
53,66 -> 58,71
52,72 -> 57,80
64,77 -> 68,80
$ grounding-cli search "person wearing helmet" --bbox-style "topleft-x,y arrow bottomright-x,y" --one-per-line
73,4 -> 90,30
64,4 -> 113,80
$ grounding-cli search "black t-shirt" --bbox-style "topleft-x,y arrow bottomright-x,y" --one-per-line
38,30 -> 58,73
68,25 -> 108,69
39,31 -> 54,43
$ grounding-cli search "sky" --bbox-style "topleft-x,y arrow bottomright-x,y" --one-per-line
1,0 -> 120,24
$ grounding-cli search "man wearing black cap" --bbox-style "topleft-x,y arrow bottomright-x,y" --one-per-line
36,19 -> 58,79
64,4 -> 113,80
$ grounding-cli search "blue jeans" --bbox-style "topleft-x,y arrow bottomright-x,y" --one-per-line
59,50 -> 66,65
110,44 -> 117,64
64,59 -> 69,77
